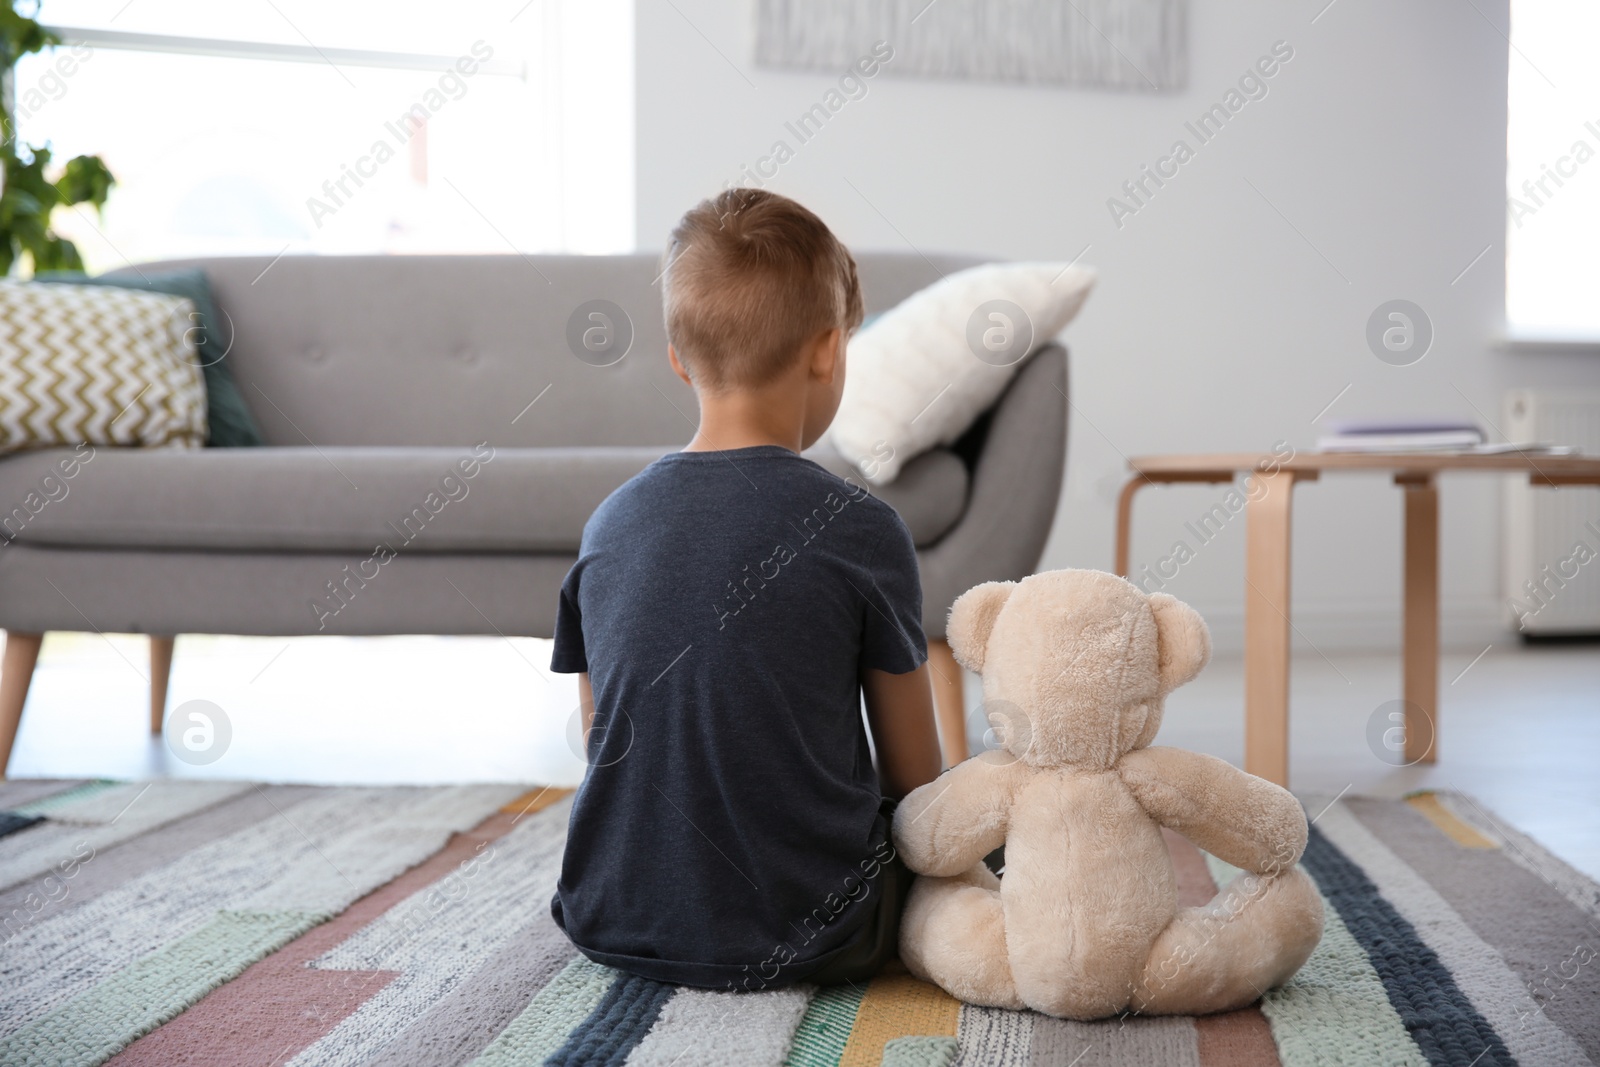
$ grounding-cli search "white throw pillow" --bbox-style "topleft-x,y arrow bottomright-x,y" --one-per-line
830,261 -> 1095,486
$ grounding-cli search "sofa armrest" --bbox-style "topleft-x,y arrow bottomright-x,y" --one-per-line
915,343 -> 1068,639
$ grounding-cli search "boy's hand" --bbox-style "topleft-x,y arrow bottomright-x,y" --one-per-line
862,664 -> 942,800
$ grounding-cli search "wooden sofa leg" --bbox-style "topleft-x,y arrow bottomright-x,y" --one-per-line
927,638 -> 969,766
150,636 -> 176,735
0,631 -> 44,777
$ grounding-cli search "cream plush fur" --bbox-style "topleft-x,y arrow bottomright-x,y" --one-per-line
893,569 -> 1324,1020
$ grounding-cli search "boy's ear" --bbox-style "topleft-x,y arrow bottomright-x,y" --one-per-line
946,581 -> 1015,672
1148,592 -> 1210,692
668,344 -> 693,387
811,327 -> 842,385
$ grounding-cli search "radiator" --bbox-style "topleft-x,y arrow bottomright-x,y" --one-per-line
1503,389 -> 1600,634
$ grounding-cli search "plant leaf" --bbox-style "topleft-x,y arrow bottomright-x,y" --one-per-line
56,153 -> 115,209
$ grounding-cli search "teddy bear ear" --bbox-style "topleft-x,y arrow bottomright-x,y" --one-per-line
946,581 -> 1016,673
1148,592 -> 1211,692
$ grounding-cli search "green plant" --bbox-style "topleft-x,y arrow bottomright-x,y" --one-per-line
0,0 -> 114,275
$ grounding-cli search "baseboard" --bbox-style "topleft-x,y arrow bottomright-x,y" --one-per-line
1189,597 -> 1507,655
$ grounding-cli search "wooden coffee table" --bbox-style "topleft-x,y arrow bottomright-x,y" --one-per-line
1114,451 -> 1600,786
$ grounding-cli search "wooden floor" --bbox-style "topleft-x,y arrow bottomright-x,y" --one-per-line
6,630 -> 1598,880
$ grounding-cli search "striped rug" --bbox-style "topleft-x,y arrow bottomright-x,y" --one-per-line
1,781 -> 1595,1066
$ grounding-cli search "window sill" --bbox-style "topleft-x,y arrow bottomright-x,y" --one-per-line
1499,327 -> 1600,355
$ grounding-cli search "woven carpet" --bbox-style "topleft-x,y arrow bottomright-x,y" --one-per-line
1,781 -> 1595,1067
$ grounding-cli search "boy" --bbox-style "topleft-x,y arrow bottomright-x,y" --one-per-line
549,188 -> 943,990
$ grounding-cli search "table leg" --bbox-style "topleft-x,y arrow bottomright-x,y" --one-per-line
1245,469 -> 1297,787
1398,474 -> 1439,764
1115,477 -> 1144,578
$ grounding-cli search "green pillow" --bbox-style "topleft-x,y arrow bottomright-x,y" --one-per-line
35,269 -> 264,447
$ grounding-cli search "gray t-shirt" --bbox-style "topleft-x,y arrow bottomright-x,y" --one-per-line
550,444 -> 926,988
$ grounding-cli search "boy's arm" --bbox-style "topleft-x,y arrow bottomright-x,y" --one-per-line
578,673 -> 595,741
861,664 -> 943,800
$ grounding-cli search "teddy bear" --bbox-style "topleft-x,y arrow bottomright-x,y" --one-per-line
893,569 -> 1323,1020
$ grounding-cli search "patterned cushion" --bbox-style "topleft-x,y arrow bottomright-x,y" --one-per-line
0,281 -> 208,452
35,269 -> 265,447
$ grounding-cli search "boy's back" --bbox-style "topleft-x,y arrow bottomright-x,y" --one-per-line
551,444 -> 925,988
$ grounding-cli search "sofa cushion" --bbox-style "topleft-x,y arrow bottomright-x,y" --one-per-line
36,269 -> 266,448
0,443 -> 968,553
0,282 -> 209,452
115,253 -> 986,450
831,261 -> 1094,486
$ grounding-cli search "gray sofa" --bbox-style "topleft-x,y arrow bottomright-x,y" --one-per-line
0,252 -> 1068,772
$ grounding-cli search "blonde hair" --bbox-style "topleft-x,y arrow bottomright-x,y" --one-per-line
661,189 -> 863,390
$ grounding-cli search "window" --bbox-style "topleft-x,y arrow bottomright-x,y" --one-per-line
1505,0 -> 1600,340
15,0 -> 633,269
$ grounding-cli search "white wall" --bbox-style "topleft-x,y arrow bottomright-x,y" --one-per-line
633,0 -> 1600,652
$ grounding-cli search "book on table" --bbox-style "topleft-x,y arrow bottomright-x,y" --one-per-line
1314,418 -> 1579,455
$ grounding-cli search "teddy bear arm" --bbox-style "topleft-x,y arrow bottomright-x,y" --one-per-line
1118,747 -> 1308,874
891,758 -> 1016,877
